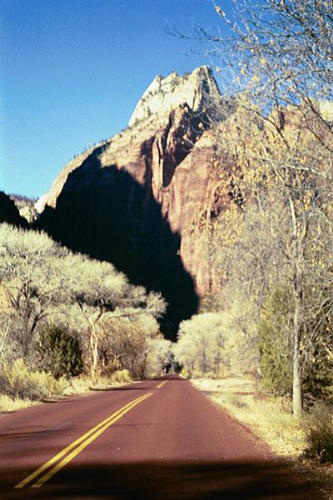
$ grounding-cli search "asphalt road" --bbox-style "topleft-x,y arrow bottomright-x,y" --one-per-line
0,375 -> 322,499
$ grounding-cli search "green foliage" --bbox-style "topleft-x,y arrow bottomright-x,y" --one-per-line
259,288 -> 294,395
38,325 -> 83,378
302,285 -> 333,400
303,348 -> 333,402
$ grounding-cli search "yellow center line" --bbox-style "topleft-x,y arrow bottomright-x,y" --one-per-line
156,380 -> 167,389
15,392 -> 152,489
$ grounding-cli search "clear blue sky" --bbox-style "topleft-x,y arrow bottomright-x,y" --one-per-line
0,0 -> 231,199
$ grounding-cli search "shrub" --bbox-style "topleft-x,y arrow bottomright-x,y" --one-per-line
38,325 -> 83,379
259,287 -> 293,395
304,401 -> 333,463
110,369 -> 131,384
0,359 -> 65,401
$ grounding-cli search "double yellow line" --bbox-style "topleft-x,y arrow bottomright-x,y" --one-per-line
156,380 -> 168,389
15,392 -> 153,489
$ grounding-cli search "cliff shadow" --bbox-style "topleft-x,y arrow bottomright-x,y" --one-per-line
1,459 -> 323,499
0,191 -> 28,228
37,149 -> 198,339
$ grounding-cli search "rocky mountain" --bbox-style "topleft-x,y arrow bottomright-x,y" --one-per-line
36,66 -> 232,337
128,66 -> 221,127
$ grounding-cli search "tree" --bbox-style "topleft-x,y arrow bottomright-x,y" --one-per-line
172,0 -> 333,416
0,223 -> 167,378
97,314 -> 168,379
259,287 -> 294,395
207,107 -> 332,414
0,224 -> 71,359
174,313 -> 227,377
65,254 -> 166,377
181,1 -> 333,132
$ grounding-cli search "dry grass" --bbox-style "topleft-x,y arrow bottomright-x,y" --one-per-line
0,394 -> 38,413
304,401 -> 333,463
192,376 -> 333,498
0,359 -> 67,402
64,370 -> 132,395
0,365 -> 133,414
192,376 -> 302,457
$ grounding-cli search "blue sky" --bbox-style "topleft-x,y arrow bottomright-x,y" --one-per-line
0,0 -> 231,199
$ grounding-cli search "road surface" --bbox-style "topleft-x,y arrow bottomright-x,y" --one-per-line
0,375 -> 322,499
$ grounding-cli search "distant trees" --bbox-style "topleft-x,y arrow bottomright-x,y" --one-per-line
67,256 -> 166,377
0,223 -> 167,379
173,311 -> 257,378
174,313 -> 225,377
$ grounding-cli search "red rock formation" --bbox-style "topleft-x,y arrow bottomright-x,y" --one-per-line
37,66 -> 230,332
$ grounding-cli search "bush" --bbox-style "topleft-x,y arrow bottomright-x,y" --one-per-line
304,401 -> 333,463
0,359 -> 65,401
38,325 -> 83,379
259,287 -> 293,395
110,369 -> 131,384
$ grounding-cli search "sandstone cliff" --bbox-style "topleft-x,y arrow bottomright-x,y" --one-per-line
37,66 -> 231,336
128,66 -> 221,127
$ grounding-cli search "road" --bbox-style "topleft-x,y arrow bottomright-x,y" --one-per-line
0,375 -> 322,499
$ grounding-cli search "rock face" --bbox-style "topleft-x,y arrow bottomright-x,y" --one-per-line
10,195 -> 38,224
0,191 -> 28,228
128,66 -> 221,127
37,66 -> 230,337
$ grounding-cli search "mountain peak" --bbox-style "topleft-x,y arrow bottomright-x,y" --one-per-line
128,66 -> 221,127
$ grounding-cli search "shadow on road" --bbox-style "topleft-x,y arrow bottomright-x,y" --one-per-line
152,375 -> 187,381
2,459 -> 323,499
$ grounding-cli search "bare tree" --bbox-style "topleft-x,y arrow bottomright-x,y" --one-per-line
171,0 -> 332,416
207,105 -> 332,414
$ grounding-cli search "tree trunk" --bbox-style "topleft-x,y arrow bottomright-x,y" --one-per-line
89,320 -> 98,379
288,193 -> 305,418
292,288 -> 303,417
